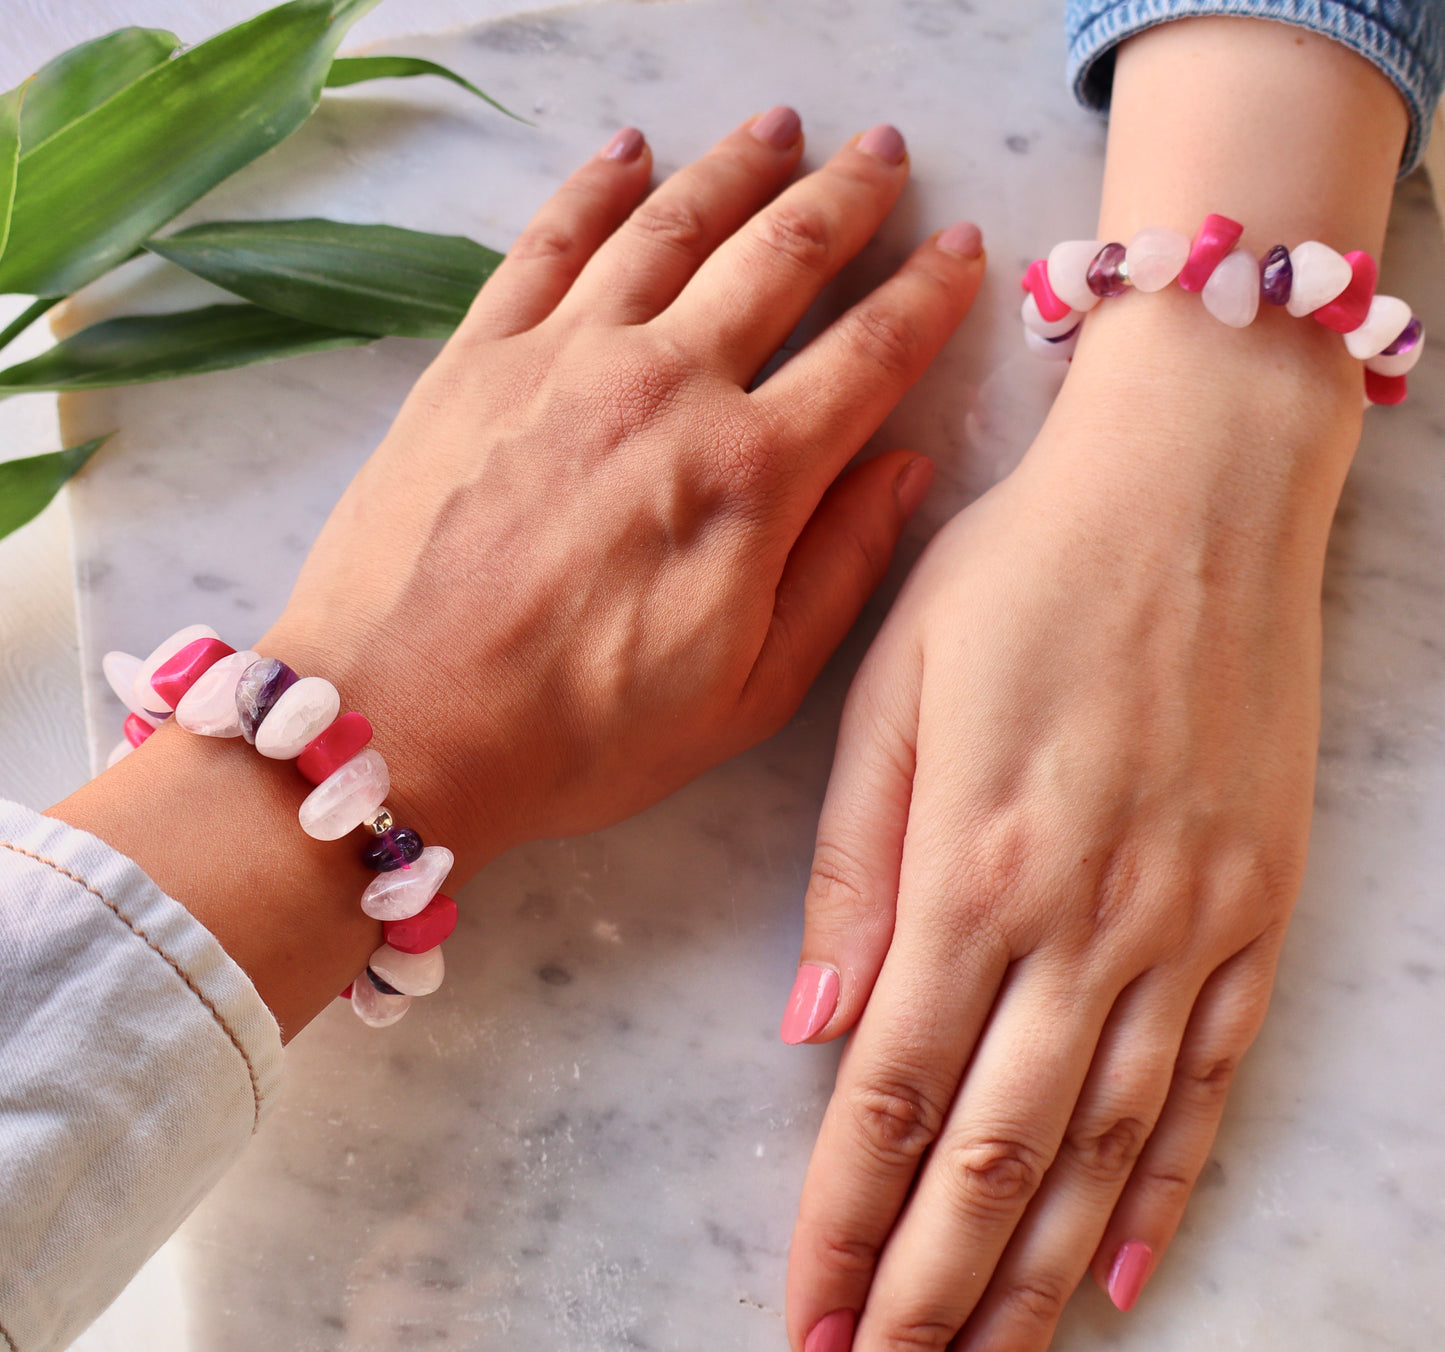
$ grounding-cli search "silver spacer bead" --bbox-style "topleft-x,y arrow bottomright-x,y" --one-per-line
364,807 -> 394,836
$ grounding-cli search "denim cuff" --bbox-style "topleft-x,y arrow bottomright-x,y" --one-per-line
1067,0 -> 1445,174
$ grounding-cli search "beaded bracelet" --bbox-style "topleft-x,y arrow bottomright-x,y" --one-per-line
102,625 -> 455,1029
1021,214 -> 1425,406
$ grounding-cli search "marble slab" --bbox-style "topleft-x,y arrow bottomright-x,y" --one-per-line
57,1 -> 1445,1349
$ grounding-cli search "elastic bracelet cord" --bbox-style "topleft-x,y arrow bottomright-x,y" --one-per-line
1021,215 -> 1425,407
102,626 -> 455,1029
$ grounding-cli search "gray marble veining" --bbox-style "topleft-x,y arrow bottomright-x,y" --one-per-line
59,1 -> 1445,1348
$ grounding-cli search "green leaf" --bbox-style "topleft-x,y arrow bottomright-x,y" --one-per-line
0,436 -> 109,541
0,82 -> 22,264
0,304 -> 372,397
147,218 -> 502,338
17,27 -> 181,150
325,54 -> 526,122
0,0 -> 384,299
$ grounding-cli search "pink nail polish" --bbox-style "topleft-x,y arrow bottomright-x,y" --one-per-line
780,964 -> 840,1045
857,123 -> 906,165
1106,1239 -> 1154,1312
602,126 -> 645,162
937,221 -> 984,260
893,456 -> 935,516
804,1308 -> 856,1352
751,104 -> 802,150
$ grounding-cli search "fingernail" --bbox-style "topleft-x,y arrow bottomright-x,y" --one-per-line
602,126 -> 646,162
894,456 -> 935,516
937,220 -> 984,260
804,1308 -> 856,1352
857,123 -> 906,165
751,104 -> 802,150
780,964 -> 840,1045
1106,1239 -> 1154,1312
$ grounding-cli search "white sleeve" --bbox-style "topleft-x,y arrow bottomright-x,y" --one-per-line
0,799 -> 283,1352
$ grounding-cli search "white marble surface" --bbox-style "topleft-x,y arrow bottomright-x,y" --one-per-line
17,0 -> 1445,1348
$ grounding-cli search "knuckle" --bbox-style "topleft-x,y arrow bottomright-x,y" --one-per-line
628,196 -> 709,254
1178,1053 -> 1240,1108
811,1228 -> 879,1281
1135,1163 -> 1195,1204
753,203 -> 835,273
842,304 -> 924,380
1064,1113 -> 1152,1181
508,224 -> 577,266
878,1315 -> 958,1352
996,1271 -> 1073,1327
937,1135 -> 1048,1217
846,1075 -> 952,1168
807,839 -> 874,914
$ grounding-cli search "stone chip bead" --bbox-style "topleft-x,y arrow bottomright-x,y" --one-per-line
368,942 -> 445,997
361,845 -> 454,921
103,651 -> 163,726
123,713 -> 155,748
1365,317 -> 1424,377
1023,258 -> 1073,322
1364,369 -> 1409,406
174,649 -> 261,737
1124,226 -> 1190,293
1021,291 -> 1081,339
1285,241 -> 1353,317
150,637 -> 236,710
133,624 -> 219,714
1085,243 -> 1129,298
1177,213 -> 1243,292
1312,250 -> 1377,332
1201,248 -> 1260,328
1045,239 -> 1104,312
362,827 -> 424,872
1344,295 -> 1413,360
235,657 -> 299,744
255,675 -> 341,759
1259,245 -> 1292,305
350,972 -> 411,1028
1023,324 -> 1079,361
383,893 -> 458,954
298,746 -> 391,841
297,711 -> 374,785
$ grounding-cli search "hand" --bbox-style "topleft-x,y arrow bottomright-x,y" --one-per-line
780,290 -> 1363,1352
268,111 -> 986,870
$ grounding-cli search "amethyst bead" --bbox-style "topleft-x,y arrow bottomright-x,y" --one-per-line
367,967 -> 402,996
362,827 -> 425,872
1260,245 -> 1292,306
1086,243 -> 1129,298
1381,316 -> 1423,356
235,657 -> 299,744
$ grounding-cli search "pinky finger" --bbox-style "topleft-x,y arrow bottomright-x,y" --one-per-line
1090,936 -> 1285,1312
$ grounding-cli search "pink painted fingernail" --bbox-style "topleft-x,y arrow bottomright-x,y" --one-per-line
603,127 -> 646,162
751,104 -> 802,150
804,1308 -> 856,1352
780,964 -> 840,1044
937,221 -> 984,260
857,123 -> 907,165
894,456 -> 935,517
1106,1239 -> 1154,1312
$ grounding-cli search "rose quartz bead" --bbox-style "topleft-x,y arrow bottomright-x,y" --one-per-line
384,894 -> 458,954
103,651 -> 164,726
297,712 -> 374,785
255,676 -> 341,759
1023,258 -> 1072,322
298,747 -> 390,841
1285,241 -> 1353,317
1200,249 -> 1259,328
1365,332 -> 1424,378
1045,239 -> 1103,312
150,638 -> 236,709
1363,369 -> 1408,406
174,649 -> 260,736
1177,213 -> 1243,292
369,942 -> 445,996
1124,227 -> 1190,293
351,973 -> 411,1027
106,738 -> 132,769
1021,292 -> 1081,339
1344,295 -> 1412,360
1023,324 -> 1079,361
361,845 -> 454,921
133,624 -> 219,713
1312,250 -> 1376,332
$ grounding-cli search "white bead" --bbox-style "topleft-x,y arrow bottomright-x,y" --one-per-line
1023,324 -> 1078,361
1125,226 -> 1190,293
369,943 -> 444,997
1285,241 -> 1353,317
361,846 -> 454,921
1344,295 -> 1412,360
255,676 -> 340,759
1365,339 -> 1424,378
103,651 -> 163,725
1021,292 -> 1081,339
1046,239 -> 1103,312
174,649 -> 260,736
132,624 -> 218,713
106,738 -> 133,768
298,747 -> 390,841
351,976 -> 411,1028
1201,249 -> 1259,328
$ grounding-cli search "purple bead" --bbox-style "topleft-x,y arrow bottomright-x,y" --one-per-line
1086,243 -> 1129,298
362,827 -> 425,872
366,967 -> 402,996
1381,316 -> 1422,356
1260,245 -> 1292,306
235,657 -> 299,744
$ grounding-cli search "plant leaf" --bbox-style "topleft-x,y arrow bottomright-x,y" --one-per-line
17,27 -> 181,150
147,218 -> 502,338
0,82 -> 22,264
0,0 -> 384,299
0,304 -> 372,397
325,54 -> 525,122
0,436 -> 109,541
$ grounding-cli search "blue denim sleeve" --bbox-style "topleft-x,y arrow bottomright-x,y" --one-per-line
1066,0 -> 1445,173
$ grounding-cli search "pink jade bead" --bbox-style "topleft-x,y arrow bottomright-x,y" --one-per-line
1023,258 -> 1073,322
1177,213 -> 1244,292
133,625 -> 218,713
1311,251 -> 1376,332
150,638 -> 236,709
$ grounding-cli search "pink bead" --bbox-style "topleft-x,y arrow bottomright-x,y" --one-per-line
1364,368 -> 1408,406
340,983 -> 354,1000
123,713 -> 155,747
296,711 -> 374,786
1177,213 -> 1244,292
1023,258 -> 1072,322
150,637 -> 236,708
1312,251 -> 1377,332
383,894 -> 458,954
